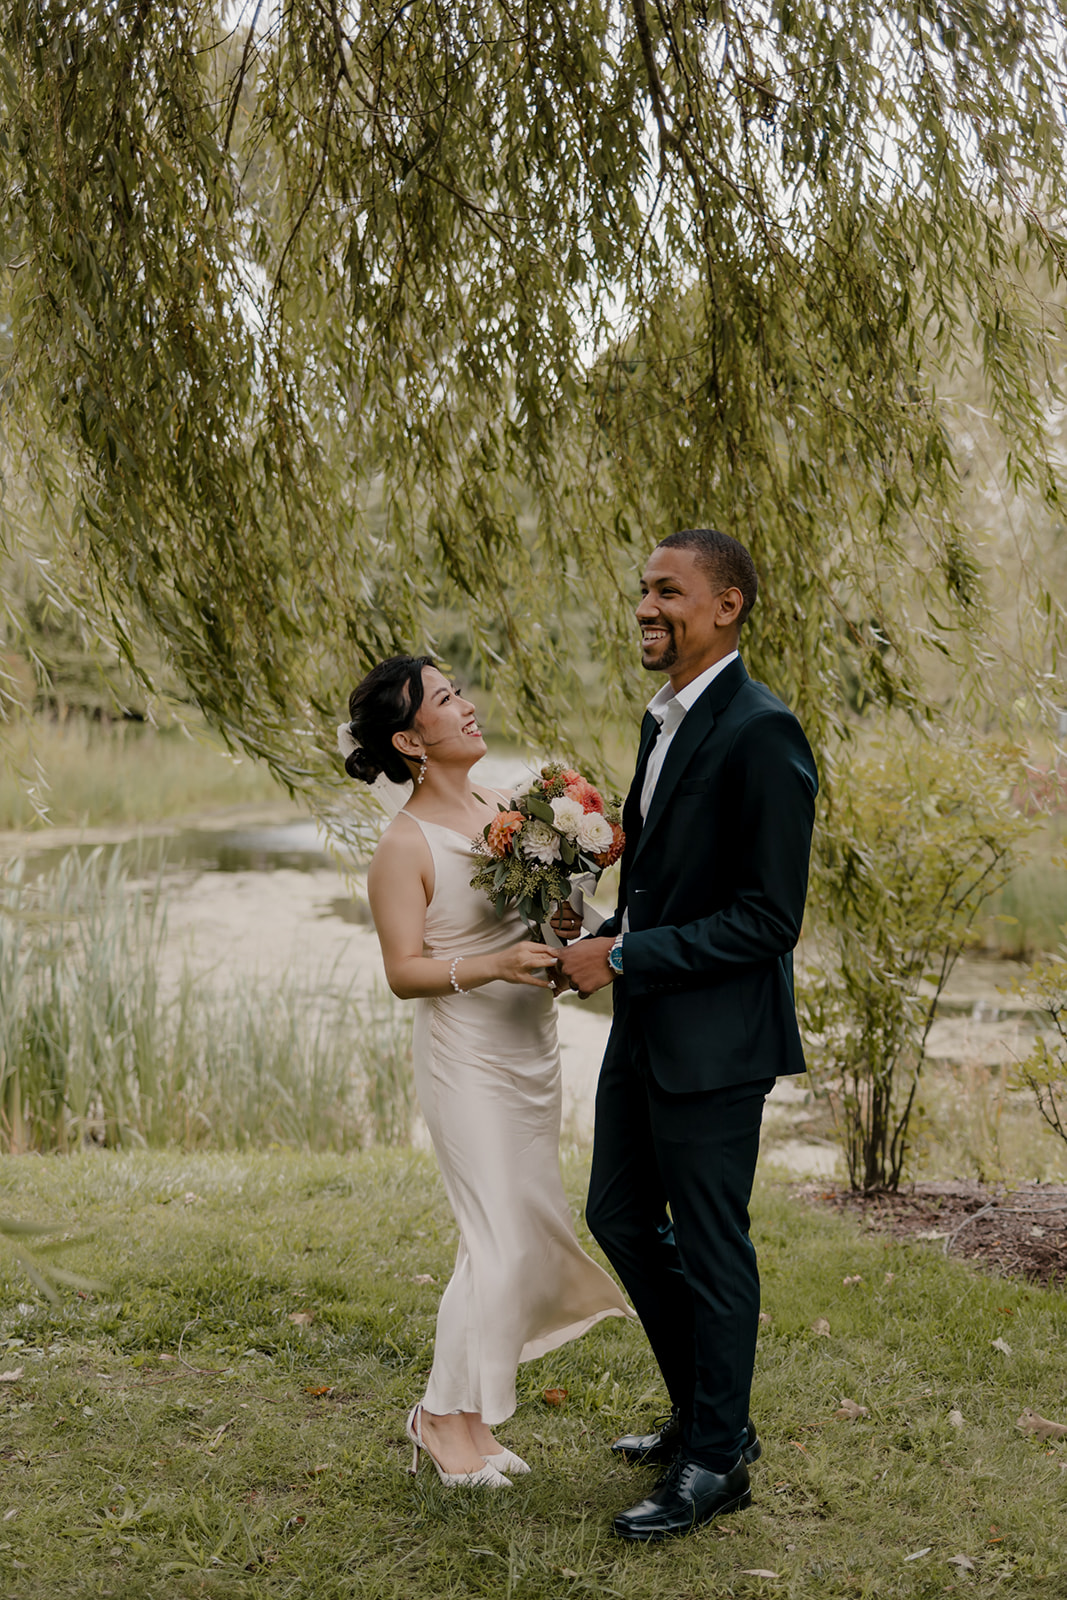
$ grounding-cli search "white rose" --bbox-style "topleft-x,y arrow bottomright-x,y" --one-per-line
576,812 -> 614,853
519,819 -> 562,864
550,796 -> 585,839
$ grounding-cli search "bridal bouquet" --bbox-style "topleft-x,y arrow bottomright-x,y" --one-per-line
470,763 -> 625,935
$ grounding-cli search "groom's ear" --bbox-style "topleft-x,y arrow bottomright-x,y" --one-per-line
716,586 -> 745,629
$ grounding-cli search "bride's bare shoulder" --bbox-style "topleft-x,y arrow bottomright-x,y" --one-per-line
375,810 -> 422,856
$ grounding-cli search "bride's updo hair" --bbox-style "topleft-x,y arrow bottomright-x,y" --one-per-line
342,654 -> 437,785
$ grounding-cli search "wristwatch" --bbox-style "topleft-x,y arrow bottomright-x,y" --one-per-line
607,934 -> 625,977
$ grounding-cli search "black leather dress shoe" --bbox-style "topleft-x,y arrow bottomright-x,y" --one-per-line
612,1453 -> 751,1542
611,1409 -> 762,1467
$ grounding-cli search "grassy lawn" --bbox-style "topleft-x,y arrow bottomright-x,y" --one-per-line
1,1150 -> 1067,1600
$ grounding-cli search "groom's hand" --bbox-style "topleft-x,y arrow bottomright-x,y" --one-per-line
556,936 -> 614,998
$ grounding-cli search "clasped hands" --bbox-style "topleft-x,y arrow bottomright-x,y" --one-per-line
548,904 -> 614,999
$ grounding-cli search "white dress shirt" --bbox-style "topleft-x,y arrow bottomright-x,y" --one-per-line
618,650 -> 739,939
638,651 -> 739,820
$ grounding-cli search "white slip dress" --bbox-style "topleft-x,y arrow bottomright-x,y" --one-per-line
403,813 -> 632,1425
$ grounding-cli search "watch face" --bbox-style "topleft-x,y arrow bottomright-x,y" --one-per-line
608,947 -> 623,975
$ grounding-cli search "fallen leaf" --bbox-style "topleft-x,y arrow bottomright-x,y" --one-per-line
739,1571 -> 780,1579
304,1386 -> 332,1398
915,1229 -> 948,1241
0,1369 -> 23,1383
842,1274 -> 863,1287
758,1311 -> 772,1325
790,1440 -> 810,1455
560,1570 -> 579,1579
159,1353 -> 176,1363
948,1409 -> 965,1429
288,1312 -> 314,1327
182,1192 -> 202,1205
412,1274 -> 436,1285
948,1555 -> 976,1571
904,1547 -> 932,1562
811,1318 -> 831,1336
884,1271 -> 895,1284
542,1387 -> 567,1406
833,1398 -> 869,1421
309,1464 -> 329,1475
2,1509 -> 16,1522
1016,1407 -> 1067,1440
991,1338 -> 1012,1356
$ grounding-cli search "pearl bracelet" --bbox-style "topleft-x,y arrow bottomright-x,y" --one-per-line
448,956 -> 470,995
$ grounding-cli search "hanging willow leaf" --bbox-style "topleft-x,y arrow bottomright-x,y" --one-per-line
0,1216 -> 106,1304
0,0 -> 1063,824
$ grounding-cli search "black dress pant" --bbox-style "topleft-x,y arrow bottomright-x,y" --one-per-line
586,1017 -> 773,1472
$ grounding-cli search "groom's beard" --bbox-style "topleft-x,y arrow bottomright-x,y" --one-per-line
642,630 -> 678,672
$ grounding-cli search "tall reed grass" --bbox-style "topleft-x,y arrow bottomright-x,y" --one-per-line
0,715 -> 282,829
0,849 -> 414,1152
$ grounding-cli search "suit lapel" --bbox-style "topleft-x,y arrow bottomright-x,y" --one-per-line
617,711 -> 659,905
630,657 -> 749,869
625,712 -> 660,831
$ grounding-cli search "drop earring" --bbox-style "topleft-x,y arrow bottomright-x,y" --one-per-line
416,752 -> 428,786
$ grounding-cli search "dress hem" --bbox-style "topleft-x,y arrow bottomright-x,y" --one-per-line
420,1305 -> 635,1426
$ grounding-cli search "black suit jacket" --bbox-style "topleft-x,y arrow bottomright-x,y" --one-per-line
600,657 -> 818,1094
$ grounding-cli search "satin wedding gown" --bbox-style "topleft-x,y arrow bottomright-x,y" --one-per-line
403,813 -> 631,1426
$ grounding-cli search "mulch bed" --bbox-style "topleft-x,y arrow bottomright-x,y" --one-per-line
798,1181 -> 1067,1287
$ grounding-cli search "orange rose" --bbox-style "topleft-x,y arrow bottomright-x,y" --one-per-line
486,810 -> 524,858
564,777 -> 604,814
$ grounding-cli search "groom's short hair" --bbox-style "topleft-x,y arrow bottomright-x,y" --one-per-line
657,528 -> 758,624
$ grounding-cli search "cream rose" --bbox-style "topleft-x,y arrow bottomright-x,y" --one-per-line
550,796 -> 585,839
519,819 -> 562,864
576,812 -> 614,853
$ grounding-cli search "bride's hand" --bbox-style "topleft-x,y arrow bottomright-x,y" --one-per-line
495,942 -> 560,988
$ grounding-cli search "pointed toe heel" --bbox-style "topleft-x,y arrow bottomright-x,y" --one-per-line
482,1447 -> 531,1475
405,1405 -> 512,1489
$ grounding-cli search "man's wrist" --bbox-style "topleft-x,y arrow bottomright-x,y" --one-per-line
607,934 -> 625,977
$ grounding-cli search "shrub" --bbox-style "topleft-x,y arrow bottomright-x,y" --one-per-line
1009,936 -> 1067,1147
802,735 -> 1034,1192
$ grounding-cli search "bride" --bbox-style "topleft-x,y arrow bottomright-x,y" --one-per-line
341,655 -> 631,1488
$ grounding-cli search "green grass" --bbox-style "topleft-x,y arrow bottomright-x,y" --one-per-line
0,717 -> 284,830
1,1150 -> 1067,1598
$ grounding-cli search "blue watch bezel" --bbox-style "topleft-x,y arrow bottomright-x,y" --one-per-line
607,936 -> 624,976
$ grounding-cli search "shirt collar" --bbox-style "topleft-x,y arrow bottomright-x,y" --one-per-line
646,650 -> 740,726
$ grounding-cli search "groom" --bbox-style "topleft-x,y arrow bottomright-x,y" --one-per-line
557,528 -> 818,1542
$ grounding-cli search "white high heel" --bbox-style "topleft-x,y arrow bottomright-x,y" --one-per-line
406,1405 -> 512,1489
482,1447 -> 531,1475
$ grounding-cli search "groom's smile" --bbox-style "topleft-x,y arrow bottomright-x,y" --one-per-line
636,546 -> 741,692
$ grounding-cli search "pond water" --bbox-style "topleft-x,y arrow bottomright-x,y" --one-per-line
19,817 -> 343,878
